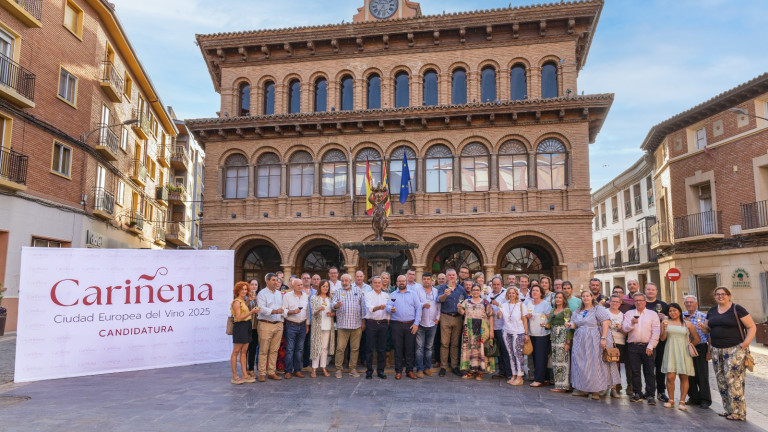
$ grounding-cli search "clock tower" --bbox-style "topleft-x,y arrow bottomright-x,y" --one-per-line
353,0 -> 421,22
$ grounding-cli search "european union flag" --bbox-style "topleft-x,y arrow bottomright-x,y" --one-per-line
399,151 -> 410,204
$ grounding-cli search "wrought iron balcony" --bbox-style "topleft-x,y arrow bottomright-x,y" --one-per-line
0,146 -> 28,191
0,53 -> 35,107
153,224 -> 166,245
674,210 -> 722,239
167,184 -> 187,206
626,248 -> 640,264
155,185 -> 168,206
130,159 -> 147,187
594,255 -> 608,270
0,0 -> 42,27
131,109 -> 151,139
158,143 -> 170,168
650,222 -> 670,246
100,61 -> 124,102
171,145 -> 190,171
741,200 -> 768,231
165,221 -> 189,246
95,125 -> 119,161
128,211 -> 144,233
610,250 -> 622,267
92,187 -> 115,219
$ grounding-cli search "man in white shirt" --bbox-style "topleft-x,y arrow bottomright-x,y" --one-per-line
256,273 -> 285,381
364,276 -> 390,379
282,279 -> 309,379
415,272 -> 440,378
622,293 -> 661,405
517,274 -> 530,301
486,276 -> 510,379
328,267 -> 343,293
406,268 -> 423,292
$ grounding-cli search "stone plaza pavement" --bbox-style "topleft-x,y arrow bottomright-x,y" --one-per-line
1,334 -> 767,432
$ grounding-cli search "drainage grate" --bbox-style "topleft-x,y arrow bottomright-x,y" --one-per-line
0,396 -> 30,406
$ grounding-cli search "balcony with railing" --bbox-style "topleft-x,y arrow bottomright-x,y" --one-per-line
674,210 -> 723,241
610,250 -> 622,267
647,244 -> 658,262
634,195 -> 643,214
158,142 -> 171,168
171,145 -> 190,171
153,224 -> 166,246
94,125 -> 119,161
612,207 -> 618,223
593,255 -> 608,270
92,187 -> 115,219
167,184 -> 187,206
0,53 -> 36,108
0,146 -> 28,192
128,211 -> 144,234
650,221 -> 671,248
741,200 -> 768,232
165,221 -> 189,246
626,247 -> 640,264
130,159 -> 147,187
131,109 -> 151,139
155,185 -> 168,206
0,0 -> 42,27
100,61 -> 124,103
624,201 -> 632,218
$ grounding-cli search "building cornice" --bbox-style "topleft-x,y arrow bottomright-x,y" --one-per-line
196,0 -> 603,92
185,94 -> 613,144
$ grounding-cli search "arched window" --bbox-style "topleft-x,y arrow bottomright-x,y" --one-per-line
321,149 -> 348,196
536,138 -> 567,189
288,151 -> 313,196
425,144 -> 453,193
256,152 -> 281,198
480,66 -> 496,102
394,72 -> 409,108
243,245 -> 282,283
355,148 -> 382,195
288,79 -> 301,113
340,75 -> 354,111
314,78 -> 327,112
541,62 -> 558,98
460,142 -> 489,192
423,70 -> 438,106
510,64 -> 527,100
452,68 -> 467,104
263,81 -> 275,115
238,82 -> 250,116
498,140 -> 528,191
367,74 -> 381,109
389,147 -> 417,196
224,154 -> 249,199
431,243 -> 482,273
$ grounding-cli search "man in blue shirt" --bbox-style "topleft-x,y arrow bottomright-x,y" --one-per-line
387,275 -> 421,379
683,295 -> 711,409
437,268 -> 467,377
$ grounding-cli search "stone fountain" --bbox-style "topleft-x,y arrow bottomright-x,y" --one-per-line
341,183 -> 418,277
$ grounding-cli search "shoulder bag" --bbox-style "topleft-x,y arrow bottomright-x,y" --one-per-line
226,300 -> 238,335
521,303 -> 533,355
597,309 -> 620,362
685,323 -> 699,357
734,304 -> 755,372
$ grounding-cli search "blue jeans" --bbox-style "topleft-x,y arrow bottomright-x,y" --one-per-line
283,321 -> 306,374
415,325 -> 437,372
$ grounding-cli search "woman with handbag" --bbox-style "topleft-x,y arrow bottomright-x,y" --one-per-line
458,283 -> 495,380
524,285 -> 552,387
499,288 -> 529,385
607,294 -> 626,398
245,279 -> 262,379
659,303 -> 700,411
702,286 -> 756,422
230,281 -> 260,384
545,292 -> 572,392
309,280 -> 336,378
566,290 -> 621,399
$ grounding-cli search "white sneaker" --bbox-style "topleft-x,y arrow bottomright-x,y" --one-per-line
335,370 -> 342,379
349,369 -> 360,377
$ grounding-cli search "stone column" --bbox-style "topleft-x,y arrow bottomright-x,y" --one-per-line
282,265 -> 293,279
484,264 -> 496,285
529,67 -> 540,100
249,165 -> 256,197
416,157 -> 424,192
414,265 -> 426,282
345,264 -> 358,279
280,163 -> 288,197
453,155 -> 461,191
489,153 -> 498,191
498,68 -> 510,102
313,161 -> 320,196
527,153 -> 537,190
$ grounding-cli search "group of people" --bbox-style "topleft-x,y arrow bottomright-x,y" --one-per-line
229,267 -> 757,422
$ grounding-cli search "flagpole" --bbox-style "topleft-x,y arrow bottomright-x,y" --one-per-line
349,145 -> 354,216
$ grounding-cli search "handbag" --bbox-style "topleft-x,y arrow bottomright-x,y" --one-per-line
595,308 -> 620,362
734,304 -> 755,372
485,337 -> 500,357
519,303 -> 534,355
226,316 -> 234,335
685,324 -> 699,357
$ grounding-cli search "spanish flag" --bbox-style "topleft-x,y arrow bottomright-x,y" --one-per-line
365,160 -> 374,216
381,160 -> 391,216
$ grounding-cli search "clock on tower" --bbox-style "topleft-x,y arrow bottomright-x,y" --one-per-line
369,0 -> 398,20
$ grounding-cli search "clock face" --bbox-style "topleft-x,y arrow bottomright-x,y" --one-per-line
369,0 -> 398,19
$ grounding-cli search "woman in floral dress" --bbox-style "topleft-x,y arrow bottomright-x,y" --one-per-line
458,283 -> 495,380
546,292 -> 573,392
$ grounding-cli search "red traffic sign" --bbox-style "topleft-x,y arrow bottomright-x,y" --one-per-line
666,268 -> 682,282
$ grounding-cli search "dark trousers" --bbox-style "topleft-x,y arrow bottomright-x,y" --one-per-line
283,321 -> 306,374
303,325 -> 312,367
360,327 -> 368,367
365,320 -> 388,374
494,329 -> 512,377
530,335 -> 550,383
687,343 -> 712,404
628,343 -> 656,397
619,342 -> 633,392
433,323 -> 442,365
654,340 -> 666,395
391,321 -> 416,373
246,328 -> 259,371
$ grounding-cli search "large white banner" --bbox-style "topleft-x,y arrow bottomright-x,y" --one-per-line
15,247 -> 234,382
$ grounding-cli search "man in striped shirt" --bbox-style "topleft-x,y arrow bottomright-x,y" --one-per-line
332,273 -> 365,378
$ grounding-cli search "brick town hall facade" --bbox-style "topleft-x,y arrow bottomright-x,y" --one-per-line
187,0 -> 613,284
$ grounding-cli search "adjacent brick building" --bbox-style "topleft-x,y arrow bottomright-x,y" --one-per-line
0,0 -> 193,332
188,0 -> 613,285
643,73 -> 768,318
